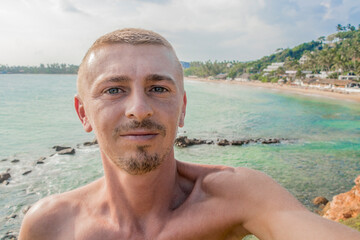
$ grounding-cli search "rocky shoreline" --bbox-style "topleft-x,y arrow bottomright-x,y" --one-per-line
174,136 -> 289,148
312,175 -> 360,231
0,136 -> 288,186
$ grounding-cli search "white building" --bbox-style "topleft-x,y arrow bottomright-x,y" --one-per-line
338,74 -> 359,81
263,62 -> 284,72
299,55 -> 309,65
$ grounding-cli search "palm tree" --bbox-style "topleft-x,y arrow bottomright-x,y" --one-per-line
337,24 -> 343,32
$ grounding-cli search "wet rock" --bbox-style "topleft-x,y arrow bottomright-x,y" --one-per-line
10,159 -> 19,163
322,175 -> 360,221
261,138 -> 281,144
0,172 -> 11,183
206,140 -> 214,144
1,158 -> 7,162
7,214 -> 17,219
313,196 -> 329,206
231,140 -> 245,146
174,136 -> 206,148
36,157 -> 46,164
53,146 -> 72,152
1,231 -> 18,240
84,138 -> 98,146
217,139 -> 230,146
22,170 -> 32,176
57,148 -> 75,155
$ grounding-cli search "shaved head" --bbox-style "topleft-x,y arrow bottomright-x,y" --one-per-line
77,28 -> 183,98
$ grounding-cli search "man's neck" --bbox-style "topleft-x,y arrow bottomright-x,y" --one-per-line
100,150 -> 186,224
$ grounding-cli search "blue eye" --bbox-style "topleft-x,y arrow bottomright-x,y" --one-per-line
106,88 -> 123,94
151,86 -> 168,93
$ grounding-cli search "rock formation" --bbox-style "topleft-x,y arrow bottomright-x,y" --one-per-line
174,136 -> 206,148
0,172 -> 11,183
174,136 -> 287,148
322,175 -> 360,221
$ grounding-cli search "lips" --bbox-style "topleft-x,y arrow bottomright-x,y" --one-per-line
113,119 -> 167,140
119,131 -> 159,141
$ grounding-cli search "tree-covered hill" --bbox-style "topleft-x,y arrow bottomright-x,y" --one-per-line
184,24 -> 360,80
0,63 -> 79,74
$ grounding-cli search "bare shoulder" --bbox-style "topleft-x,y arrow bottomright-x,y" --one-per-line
199,166 -> 306,218
18,193 -> 76,240
19,178 -> 103,240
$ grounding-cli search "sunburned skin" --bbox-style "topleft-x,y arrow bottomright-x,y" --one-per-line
19,29 -> 360,240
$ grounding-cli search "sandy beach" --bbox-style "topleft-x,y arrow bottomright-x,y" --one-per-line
185,77 -> 360,103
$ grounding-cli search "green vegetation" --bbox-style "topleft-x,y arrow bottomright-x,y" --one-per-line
0,63 -> 78,74
184,24 -> 360,81
340,215 -> 360,232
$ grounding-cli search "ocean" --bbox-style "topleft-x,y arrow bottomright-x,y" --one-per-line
0,74 -> 360,235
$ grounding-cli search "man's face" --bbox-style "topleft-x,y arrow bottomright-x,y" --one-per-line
76,44 -> 186,175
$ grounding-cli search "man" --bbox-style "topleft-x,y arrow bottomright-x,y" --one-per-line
19,28 -> 360,240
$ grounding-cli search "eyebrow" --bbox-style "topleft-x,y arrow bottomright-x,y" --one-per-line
103,75 -> 131,84
145,74 -> 176,85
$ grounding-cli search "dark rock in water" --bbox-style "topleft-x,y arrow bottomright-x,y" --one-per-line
0,172 -> 11,183
53,146 -> 71,152
36,157 -> 46,164
84,138 -> 98,146
58,148 -> 75,155
217,139 -> 230,146
1,231 -> 18,240
7,214 -> 17,219
231,140 -> 245,146
174,136 -> 206,148
313,196 -> 329,206
22,170 -> 32,176
10,159 -> 20,163
1,158 -> 7,162
206,140 -> 214,144
174,136 -> 289,148
261,138 -> 281,144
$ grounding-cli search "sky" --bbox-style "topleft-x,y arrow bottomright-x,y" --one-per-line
0,0 -> 360,66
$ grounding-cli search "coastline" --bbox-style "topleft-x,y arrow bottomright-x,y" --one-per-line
185,77 -> 360,103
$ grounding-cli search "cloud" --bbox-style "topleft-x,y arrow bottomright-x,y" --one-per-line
0,0 -> 360,65
58,0 -> 84,13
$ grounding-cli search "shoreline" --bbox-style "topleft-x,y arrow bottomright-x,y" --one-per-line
185,77 -> 360,103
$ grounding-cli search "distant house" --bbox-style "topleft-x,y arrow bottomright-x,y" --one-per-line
263,62 -> 284,72
311,71 -> 333,79
338,73 -> 359,81
299,55 -> 309,65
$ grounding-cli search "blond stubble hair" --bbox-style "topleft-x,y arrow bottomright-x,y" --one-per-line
77,28 -> 183,96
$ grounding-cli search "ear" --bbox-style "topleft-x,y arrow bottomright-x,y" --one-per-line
178,91 -> 187,128
74,95 -> 93,132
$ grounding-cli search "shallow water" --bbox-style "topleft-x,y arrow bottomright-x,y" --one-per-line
0,75 -> 359,235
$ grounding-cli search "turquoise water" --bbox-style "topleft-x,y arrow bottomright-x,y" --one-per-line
0,75 -> 359,235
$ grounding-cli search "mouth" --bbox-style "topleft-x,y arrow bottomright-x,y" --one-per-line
119,131 -> 159,141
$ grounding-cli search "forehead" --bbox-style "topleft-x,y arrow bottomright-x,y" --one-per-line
83,44 -> 181,87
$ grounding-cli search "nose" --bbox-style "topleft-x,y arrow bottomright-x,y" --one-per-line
125,90 -> 153,121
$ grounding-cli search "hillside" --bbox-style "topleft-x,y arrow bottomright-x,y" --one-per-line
184,24 -> 360,82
